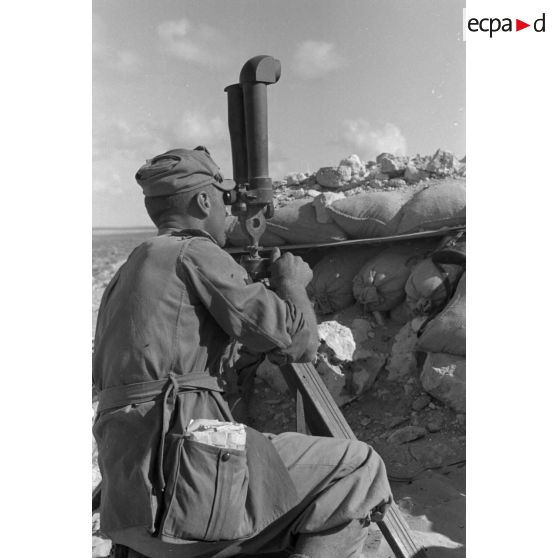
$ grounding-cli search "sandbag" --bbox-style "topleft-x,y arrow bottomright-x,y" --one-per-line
405,258 -> 463,316
352,246 -> 422,312
420,352 -> 466,412
307,247 -> 381,315
417,273 -> 466,356
225,215 -> 286,247
328,190 -> 411,239
389,300 -> 414,325
266,199 -> 348,244
395,178 -> 466,234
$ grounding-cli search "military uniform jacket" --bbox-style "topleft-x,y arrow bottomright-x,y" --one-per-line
93,230 -> 311,542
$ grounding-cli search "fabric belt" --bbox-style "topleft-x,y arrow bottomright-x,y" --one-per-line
98,372 -> 224,493
97,372 -> 223,412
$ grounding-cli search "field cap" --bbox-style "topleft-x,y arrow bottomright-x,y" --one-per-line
135,146 -> 235,198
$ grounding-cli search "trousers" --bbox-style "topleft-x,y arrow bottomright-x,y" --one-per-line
108,432 -> 391,558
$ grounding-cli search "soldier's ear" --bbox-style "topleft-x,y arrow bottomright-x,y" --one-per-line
195,190 -> 212,217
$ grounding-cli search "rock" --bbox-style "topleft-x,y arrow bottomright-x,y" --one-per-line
386,415 -> 408,429
312,191 -> 346,223
376,153 -> 408,177
339,154 -> 365,176
412,394 -> 432,411
349,318 -> 380,360
360,416 -> 372,427
92,443 -> 101,489
306,188 -> 322,198
368,169 -> 390,181
316,166 -> 352,189
349,354 -> 385,395
286,172 -> 308,186
92,536 -> 112,558
387,426 -> 427,445
318,321 -> 356,362
386,322 -> 420,381
420,353 -> 466,412
338,165 -> 355,181
304,174 -> 318,188
426,416 -> 444,433
403,164 -> 421,183
408,441 -> 456,468
426,149 -> 460,176
315,356 -> 348,406
256,356 -> 290,393
388,178 -> 407,189
291,187 -> 308,199
350,318 -> 372,343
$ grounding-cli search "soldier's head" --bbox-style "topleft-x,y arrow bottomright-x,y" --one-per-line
136,146 -> 235,247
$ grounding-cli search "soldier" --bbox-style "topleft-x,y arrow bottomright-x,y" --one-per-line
93,147 -> 392,558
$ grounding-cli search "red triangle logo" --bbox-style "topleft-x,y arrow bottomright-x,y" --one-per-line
516,19 -> 530,31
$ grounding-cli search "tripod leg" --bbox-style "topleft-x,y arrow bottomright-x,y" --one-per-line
296,390 -> 309,435
281,362 -> 428,558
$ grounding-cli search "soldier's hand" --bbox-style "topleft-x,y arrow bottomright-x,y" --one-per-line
269,250 -> 313,288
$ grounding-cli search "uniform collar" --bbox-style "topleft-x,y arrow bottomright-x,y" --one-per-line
158,227 -> 218,245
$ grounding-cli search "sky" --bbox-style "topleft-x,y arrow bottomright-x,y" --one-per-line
93,0 -> 465,227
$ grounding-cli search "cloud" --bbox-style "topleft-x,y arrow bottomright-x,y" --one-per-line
112,50 -> 142,73
93,15 -> 142,74
157,18 -> 225,66
93,116 -> 169,193
293,41 -> 344,79
173,110 -> 227,146
339,121 -> 407,160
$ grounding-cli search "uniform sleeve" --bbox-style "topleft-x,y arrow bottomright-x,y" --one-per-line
179,238 -> 313,363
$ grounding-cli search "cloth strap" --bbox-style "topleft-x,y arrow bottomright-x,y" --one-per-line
98,372 -> 224,494
97,372 -> 223,412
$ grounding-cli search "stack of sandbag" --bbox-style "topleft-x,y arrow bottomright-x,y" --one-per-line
328,190 -> 412,239
395,178 -> 466,234
352,245 -> 427,312
405,258 -> 463,316
307,246 -> 380,315
266,198 -> 348,244
417,273 -> 466,412
417,273 -> 466,356
225,215 -> 286,247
